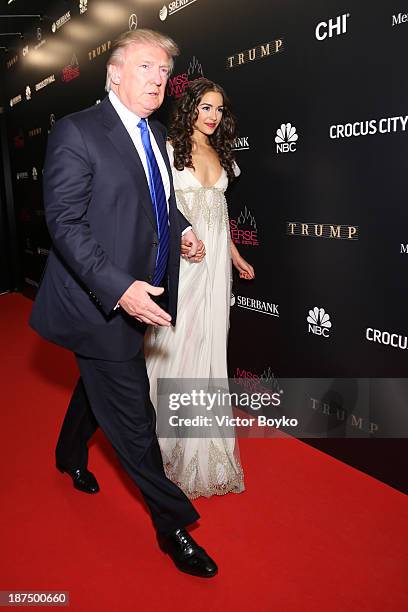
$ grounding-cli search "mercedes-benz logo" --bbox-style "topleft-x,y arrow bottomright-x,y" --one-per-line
129,13 -> 138,30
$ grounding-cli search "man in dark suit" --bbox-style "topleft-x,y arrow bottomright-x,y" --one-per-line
30,29 -> 217,578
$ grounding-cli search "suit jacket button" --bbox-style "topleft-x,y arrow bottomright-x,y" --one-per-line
152,240 -> 158,247
147,274 -> 153,282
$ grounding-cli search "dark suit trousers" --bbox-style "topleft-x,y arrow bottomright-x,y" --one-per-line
55,349 -> 199,535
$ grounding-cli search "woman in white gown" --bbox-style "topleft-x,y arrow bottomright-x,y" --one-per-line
145,79 -> 254,499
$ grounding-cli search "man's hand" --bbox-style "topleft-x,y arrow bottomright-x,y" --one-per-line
181,239 -> 206,262
181,229 -> 200,258
118,281 -> 171,326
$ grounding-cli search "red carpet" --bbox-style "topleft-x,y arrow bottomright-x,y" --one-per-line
1,293 -> 407,611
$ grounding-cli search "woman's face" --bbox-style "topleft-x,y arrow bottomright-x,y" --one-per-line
193,90 -> 224,137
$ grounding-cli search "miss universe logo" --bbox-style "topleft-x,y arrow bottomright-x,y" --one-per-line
167,56 -> 204,98
230,206 -> 259,247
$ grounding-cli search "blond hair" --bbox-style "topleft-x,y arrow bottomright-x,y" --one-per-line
105,29 -> 179,92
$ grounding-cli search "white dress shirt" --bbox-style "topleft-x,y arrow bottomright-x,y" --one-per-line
108,92 -> 191,308
108,90 -> 171,204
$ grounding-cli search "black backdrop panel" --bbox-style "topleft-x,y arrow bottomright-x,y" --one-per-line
2,0 -> 408,486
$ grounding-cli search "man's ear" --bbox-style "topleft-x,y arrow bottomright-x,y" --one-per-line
111,66 -> 121,85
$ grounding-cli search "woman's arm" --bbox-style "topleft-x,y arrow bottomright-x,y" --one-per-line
230,240 -> 255,279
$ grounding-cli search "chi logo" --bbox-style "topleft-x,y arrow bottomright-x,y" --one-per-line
307,307 -> 332,338
129,13 -> 138,30
275,123 -> 298,153
159,5 -> 168,21
315,13 -> 350,40
25,86 -> 31,100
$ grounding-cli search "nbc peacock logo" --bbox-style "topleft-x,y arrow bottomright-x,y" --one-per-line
275,123 -> 298,153
307,307 -> 332,338
159,5 -> 168,21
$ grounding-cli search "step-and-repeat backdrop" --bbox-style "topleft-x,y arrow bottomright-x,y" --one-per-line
2,0 -> 408,439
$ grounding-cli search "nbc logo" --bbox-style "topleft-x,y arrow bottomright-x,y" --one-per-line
159,5 -> 168,21
307,307 -> 332,338
275,123 -> 298,153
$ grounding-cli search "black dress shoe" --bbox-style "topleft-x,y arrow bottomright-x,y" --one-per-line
159,528 -> 218,578
56,465 -> 100,494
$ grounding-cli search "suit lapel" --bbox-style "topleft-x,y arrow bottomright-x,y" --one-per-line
100,98 -> 157,231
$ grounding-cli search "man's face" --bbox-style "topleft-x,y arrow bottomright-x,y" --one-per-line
113,43 -> 170,117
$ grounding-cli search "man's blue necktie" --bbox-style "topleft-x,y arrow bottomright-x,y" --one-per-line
138,118 -> 170,286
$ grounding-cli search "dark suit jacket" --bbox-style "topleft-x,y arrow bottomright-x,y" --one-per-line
30,97 -> 188,361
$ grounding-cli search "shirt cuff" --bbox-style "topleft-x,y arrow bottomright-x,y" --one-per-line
181,226 -> 192,236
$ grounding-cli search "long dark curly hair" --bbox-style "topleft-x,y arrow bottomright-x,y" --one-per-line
168,78 -> 237,182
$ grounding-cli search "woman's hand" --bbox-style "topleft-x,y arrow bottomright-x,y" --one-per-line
231,241 -> 255,279
181,239 -> 206,262
233,253 -> 255,279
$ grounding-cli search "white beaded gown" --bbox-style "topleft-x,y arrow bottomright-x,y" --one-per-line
145,142 -> 245,499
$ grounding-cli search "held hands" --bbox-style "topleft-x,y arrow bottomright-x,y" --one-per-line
181,229 -> 206,262
181,239 -> 206,262
118,280 -> 171,326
